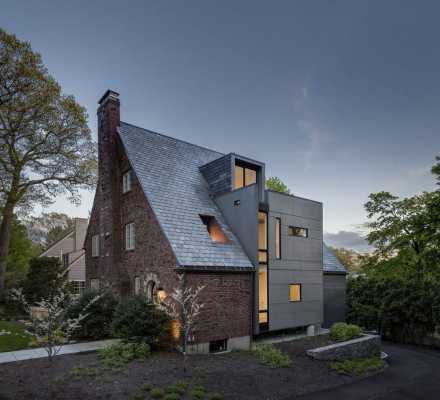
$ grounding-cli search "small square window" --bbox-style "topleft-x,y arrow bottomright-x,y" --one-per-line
90,278 -> 100,291
92,235 -> 100,257
289,284 -> 301,302
125,222 -> 135,250
122,170 -> 132,193
288,226 -> 308,238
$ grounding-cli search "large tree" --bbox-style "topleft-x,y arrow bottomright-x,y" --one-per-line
266,177 -> 291,194
0,29 -> 96,292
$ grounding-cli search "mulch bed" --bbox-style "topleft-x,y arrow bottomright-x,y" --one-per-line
0,335 -> 376,400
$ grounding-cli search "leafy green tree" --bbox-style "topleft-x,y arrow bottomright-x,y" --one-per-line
266,177 -> 291,194
0,29 -> 97,292
330,247 -> 362,274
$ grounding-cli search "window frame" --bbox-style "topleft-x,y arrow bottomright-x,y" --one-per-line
134,276 -> 141,295
125,222 -> 135,250
122,170 -> 132,194
288,283 -> 302,303
234,161 -> 258,190
275,217 -> 281,259
288,226 -> 309,238
90,278 -> 100,291
62,253 -> 69,268
71,280 -> 85,296
91,234 -> 100,257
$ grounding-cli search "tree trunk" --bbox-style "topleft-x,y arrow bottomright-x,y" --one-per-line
0,201 -> 14,295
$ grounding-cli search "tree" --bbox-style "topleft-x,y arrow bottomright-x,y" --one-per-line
0,29 -> 97,292
25,212 -> 74,247
330,247 -> 362,274
266,177 -> 291,194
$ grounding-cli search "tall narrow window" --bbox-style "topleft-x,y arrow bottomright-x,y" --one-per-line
258,212 -> 267,263
275,217 -> 281,259
200,215 -> 229,243
134,277 -> 141,295
289,284 -> 301,302
234,165 -> 244,189
122,170 -> 132,193
125,222 -> 135,250
90,278 -> 100,290
92,235 -> 100,257
234,163 -> 257,189
62,253 -> 69,268
258,211 -> 268,330
258,265 -> 268,324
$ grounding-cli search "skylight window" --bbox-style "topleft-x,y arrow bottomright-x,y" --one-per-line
200,215 -> 229,243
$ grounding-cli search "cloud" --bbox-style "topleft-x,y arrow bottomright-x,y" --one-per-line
324,230 -> 374,253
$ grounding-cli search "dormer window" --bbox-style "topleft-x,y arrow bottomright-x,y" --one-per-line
234,163 -> 257,190
122,170 -> 132,193
200,215 -> 229,243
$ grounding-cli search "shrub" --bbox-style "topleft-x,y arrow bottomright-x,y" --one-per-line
164,394 -> 179,400
167,381 -> 188,395
150,387 -> 165,399
67,289 -> 117,339
253,344 -> 292,368
330,322 -> 362,342
207,394 -> 224,400
330,356 -> 385,376
98,342 -> 150,368
112,296 -> 169,345
141,383 -> 153,392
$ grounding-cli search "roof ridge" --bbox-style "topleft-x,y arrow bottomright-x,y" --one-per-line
120,121 -> 224,157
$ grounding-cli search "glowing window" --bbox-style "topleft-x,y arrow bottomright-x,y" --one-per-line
234,164 -> 257,189
289,284 -> 301,302
288,226 -> 308,238
275,217 -> 281,259
200,215 -> 229,243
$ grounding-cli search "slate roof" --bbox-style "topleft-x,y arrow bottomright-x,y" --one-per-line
118,122 -> 254,269
323,243 -> 347,274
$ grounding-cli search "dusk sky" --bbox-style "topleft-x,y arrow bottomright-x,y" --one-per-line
2,1 -> 439,251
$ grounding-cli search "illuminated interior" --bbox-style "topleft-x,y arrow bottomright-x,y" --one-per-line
200,215 -> 229,243
289,284 -> 301,302
234,163 -> 257,190
275,218 -> 281,259
258,211 -> 268,327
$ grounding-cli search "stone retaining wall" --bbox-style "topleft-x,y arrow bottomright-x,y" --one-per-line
307,334 -> 381,361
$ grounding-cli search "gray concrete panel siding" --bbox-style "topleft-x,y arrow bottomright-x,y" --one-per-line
323,273 -> 347,328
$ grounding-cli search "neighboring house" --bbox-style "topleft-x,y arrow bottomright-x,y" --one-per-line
40,218 -> 87,295
322,243 -> 348,328
85,90 -> 325,353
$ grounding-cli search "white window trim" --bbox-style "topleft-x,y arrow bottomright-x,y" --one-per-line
92,235 -> 100,257
125,222 -> 135,250
122,170 -> 132,193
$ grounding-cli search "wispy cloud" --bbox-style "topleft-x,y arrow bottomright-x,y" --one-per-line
324,230 -> 374,253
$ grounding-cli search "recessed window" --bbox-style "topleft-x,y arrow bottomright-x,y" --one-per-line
209,338 -> 228,353
289,284 -> 301,302
234,163 -> 257,190
134,277 -> 141,295
275,218 -> 281,259
125,222 -> 135,250
146,280 -> 157,303
90,278 -> 100,291
258,212 -> 267,264
199,215 -> 229,243
122,170 -> 132,193
92,235 -> 100,257
62,253 -> 69,268
288,226 -> 308,238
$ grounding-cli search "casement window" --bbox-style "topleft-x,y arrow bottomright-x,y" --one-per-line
122,170 -> 132,193
71,281 -> 85,296
62,253 -> 69,268
288,226 -> 308,238
125,222 -> 135,250
199,215 -> 229,243
234,163 -> 257,190
91,234 -> 100,257
289,283 -> 301,302
90,278 -> 100,291
134,277 -> 141,295
275,217 -> 281,259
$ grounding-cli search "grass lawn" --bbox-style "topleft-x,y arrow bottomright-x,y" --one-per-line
0,320 -> 33,352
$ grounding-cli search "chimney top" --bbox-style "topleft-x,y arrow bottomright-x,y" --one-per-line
98,89 -> 119,106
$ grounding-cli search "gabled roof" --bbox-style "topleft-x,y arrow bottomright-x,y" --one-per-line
323,243 -> 347,274
118,122 -> 254,270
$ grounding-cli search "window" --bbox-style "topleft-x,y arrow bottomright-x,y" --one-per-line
92,235 -> 100,257
258,212 -> 267,263
258,211 -> 268,330
209,338 -> 228,353
199,215 -> 229,243
71,281 -> 85,296
62,253 -> 69,268
125,222 -> 135,250
134,277 -> 141,295
90,278 -> 100,290
122,170 -> 132,193
289,284 -> 301,302
275,217 -> 281,259
234,163 -> 257,189
288,226 -> 308,238
146,280 -> 157,303
258,265 -> 268,324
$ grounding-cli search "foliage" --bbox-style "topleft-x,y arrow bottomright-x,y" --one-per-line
167,380 -> 189,395
0,28 -> 97,292
330,356 -> 385,377
0,320 -> 33,352
25,212 -> 75,247
330,322 -> 362,342
22,257 -> 65,304
112,296 -> 169,345
253,344 -> 292,368
163,393 -> 180,400
207,394 -> 224,400
330,247 -> 363,274
70,366 -> 101,378
67,289 -> 117,339
266,177 -> 291,194
150,387 -> 165,399
98,341 -> 150,368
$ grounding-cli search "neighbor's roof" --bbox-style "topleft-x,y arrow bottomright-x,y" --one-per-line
323,243 -> 347,274
118,122 -> 254,270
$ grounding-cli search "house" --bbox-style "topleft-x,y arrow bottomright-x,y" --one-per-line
323,244 -> 347,328
85,90 -> 326,353
40,218 -> 87,295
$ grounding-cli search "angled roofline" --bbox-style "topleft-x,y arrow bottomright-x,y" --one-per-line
265,189 -> 323,205
40,229 -> 75,257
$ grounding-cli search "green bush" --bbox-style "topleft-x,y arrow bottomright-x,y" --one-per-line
207,394 -> 224,400
112,296 -> 169,345
253,344 -> 292,368
98,342 -> 150,368
150,387 -> 165,399
330,356 -> 385,376
163,394 -> 179,400
67,289 -> 117,339
330,322 -> 362,342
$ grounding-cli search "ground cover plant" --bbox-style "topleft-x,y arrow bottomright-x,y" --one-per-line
330,322 -> 362,342
253,343 -> 292,368
330,356 -> 385,377
0,320 -> 32,352
98,342 -> 151,368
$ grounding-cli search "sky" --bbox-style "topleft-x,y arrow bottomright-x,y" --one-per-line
2,0 -> 439,251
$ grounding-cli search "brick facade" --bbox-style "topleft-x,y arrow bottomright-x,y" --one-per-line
85,91 -> 253,349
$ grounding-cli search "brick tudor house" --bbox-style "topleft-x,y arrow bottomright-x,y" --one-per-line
85,90 -> 346,353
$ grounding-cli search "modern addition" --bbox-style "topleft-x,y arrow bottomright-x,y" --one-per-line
85,90 -> 333,353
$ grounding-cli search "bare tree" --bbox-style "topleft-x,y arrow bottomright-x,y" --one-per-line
0,29 -> 97,293
165,273 -> 205,371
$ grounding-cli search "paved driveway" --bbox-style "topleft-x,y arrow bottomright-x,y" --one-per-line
299,342 -> 440,400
